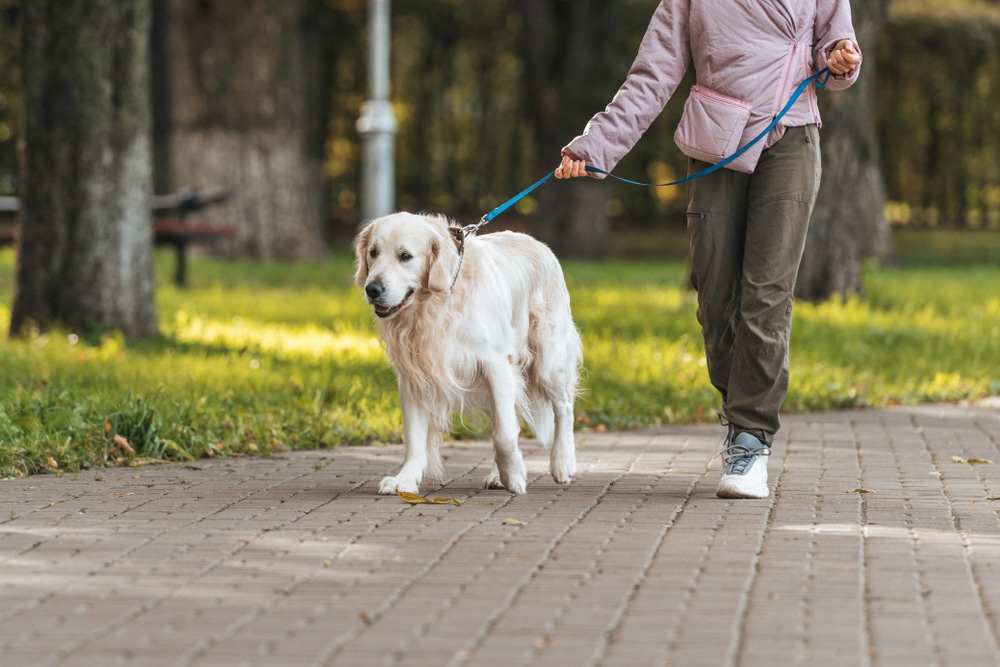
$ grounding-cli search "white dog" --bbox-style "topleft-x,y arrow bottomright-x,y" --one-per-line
354,212 -> 583,495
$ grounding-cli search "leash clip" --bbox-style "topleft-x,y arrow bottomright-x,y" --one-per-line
448,217 -> 486,292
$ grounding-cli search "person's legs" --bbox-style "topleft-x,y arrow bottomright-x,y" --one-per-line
687,125 -> 821,499
685,162 -> 750,402
727,124 -> 821,442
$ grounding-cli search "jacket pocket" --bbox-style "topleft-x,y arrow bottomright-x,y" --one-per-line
674,85 -> 752,167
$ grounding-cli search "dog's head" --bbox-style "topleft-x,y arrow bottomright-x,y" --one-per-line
354,212 -> 461,320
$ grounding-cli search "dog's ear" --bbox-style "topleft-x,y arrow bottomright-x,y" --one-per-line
353,222 -> 373,287
427,223 -> 460,293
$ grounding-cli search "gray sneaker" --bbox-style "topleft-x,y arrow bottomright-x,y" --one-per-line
716,431 -> 771,499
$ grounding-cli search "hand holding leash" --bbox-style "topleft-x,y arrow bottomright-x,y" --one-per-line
827,40 -> 860,76
555,154 -> 590,180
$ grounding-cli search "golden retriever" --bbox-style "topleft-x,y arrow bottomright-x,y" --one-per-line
354,212 -> 582,495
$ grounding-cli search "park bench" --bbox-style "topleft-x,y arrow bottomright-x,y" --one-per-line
0,188 -> 236,287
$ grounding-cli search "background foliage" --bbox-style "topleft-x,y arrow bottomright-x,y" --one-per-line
1,0 -> 999,230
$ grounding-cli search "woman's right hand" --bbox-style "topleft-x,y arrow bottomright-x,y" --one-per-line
555,154 -> 589,179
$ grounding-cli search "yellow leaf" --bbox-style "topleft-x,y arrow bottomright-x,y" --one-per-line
113,434 -> 136,455
397,491 -> 431,504
105,421 -> 112,434
46,456 -> 59,469
502,518 -> 525,526
952,456 -> 966,464
163,440 -> 196,461
396,492 -> 463,506
967,458 -> 993,465
428,496 -> 463,505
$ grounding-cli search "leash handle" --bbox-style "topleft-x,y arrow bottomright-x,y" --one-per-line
586,67 -> 830,186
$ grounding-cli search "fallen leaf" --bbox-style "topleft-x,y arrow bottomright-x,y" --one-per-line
163,440 -> 196,461
113,434 -> 136,455
846,488 -> 875,494
952,456 -> 966,464
967,458 -> 993,465
502,518 -> 525,526
986,496 -> 1000,501
46,456 -> 59,469
396,491 -> 463,506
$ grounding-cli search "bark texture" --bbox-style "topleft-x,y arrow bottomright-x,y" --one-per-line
520,0 -> 620,259
11,0 -> 158,338
795,0 -> 893,300
158,0 -> 326,259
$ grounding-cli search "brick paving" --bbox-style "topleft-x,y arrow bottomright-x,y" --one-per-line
1,403 -> 999,667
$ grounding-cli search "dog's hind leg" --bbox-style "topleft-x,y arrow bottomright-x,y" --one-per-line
549,386 -> 577,485
483,358 -> 528,495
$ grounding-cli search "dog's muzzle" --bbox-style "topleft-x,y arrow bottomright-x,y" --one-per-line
366,281 -> 414,319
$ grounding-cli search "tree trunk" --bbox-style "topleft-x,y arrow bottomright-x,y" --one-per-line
158,0 -> 326,260
11,0 -> 158,338
795,0 -> 893,300
519,0 -> 620,259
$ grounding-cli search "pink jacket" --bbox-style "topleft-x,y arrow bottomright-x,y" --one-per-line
563,0 -> 862,175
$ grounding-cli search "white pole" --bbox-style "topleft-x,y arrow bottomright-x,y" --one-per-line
356,0 -> 396,223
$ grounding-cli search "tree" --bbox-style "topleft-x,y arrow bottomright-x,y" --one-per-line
155,0 -> 327,260
519,0 -> 621,259
10,0 -> 158,338
795,0 -> 893,300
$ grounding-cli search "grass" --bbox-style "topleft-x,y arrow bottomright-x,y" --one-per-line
1,229 -> 999,478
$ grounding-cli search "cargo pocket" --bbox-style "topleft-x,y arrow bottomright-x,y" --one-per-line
674,85 -> 753,168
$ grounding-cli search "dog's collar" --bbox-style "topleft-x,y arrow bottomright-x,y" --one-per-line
447,217 -> 490,291
447,225 -> 468,291
447,216 -> 490,291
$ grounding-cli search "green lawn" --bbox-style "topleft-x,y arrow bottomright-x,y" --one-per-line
1,233 -> 998,478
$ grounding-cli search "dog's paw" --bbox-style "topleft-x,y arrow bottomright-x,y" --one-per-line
550,458 -> 577,485
499,464 -> 528,496
482,466 -> 505,490
379,475 -> 419,495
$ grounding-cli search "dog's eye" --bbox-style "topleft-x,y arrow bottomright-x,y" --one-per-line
369,247 -> 379,259
399,251 -> 413,262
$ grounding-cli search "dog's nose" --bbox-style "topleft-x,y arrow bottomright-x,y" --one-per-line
365,282 -> 386,301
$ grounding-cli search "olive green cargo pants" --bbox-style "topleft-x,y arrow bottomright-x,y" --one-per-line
686,124 -> 822,444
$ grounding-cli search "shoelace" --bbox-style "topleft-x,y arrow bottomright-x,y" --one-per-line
704,407 -> 735,474
722,443 -> 772,475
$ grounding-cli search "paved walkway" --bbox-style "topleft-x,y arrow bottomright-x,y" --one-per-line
1,404 -> 999,667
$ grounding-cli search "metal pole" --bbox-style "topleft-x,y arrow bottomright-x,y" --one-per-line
356,0 -> 396,223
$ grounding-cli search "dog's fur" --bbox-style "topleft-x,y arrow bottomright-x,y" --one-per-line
354,212 -> 582,495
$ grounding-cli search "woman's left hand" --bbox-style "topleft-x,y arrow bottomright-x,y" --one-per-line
828,39 -> 861,76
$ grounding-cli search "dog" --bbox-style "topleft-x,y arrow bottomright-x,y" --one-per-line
354,212 -> 583,495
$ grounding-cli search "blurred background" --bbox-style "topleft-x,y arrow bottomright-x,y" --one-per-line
0,0 -> 999,334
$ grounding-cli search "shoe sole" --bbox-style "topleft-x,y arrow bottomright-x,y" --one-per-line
716,477 -> 769,499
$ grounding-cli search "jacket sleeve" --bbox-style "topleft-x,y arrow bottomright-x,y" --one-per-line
813,0 -> 862,90
562,0 -> 691,178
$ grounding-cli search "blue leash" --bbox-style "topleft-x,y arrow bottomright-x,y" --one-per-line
587,67 -> 829,186
465,67 -> 830,237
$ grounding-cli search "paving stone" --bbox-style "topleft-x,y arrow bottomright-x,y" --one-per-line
1,405 -> 1000,666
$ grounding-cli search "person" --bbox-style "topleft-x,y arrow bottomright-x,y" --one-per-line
555,1 -> 862,499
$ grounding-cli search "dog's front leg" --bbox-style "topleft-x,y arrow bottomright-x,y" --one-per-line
379,381 -> 430,495
483,358 -> 528,495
